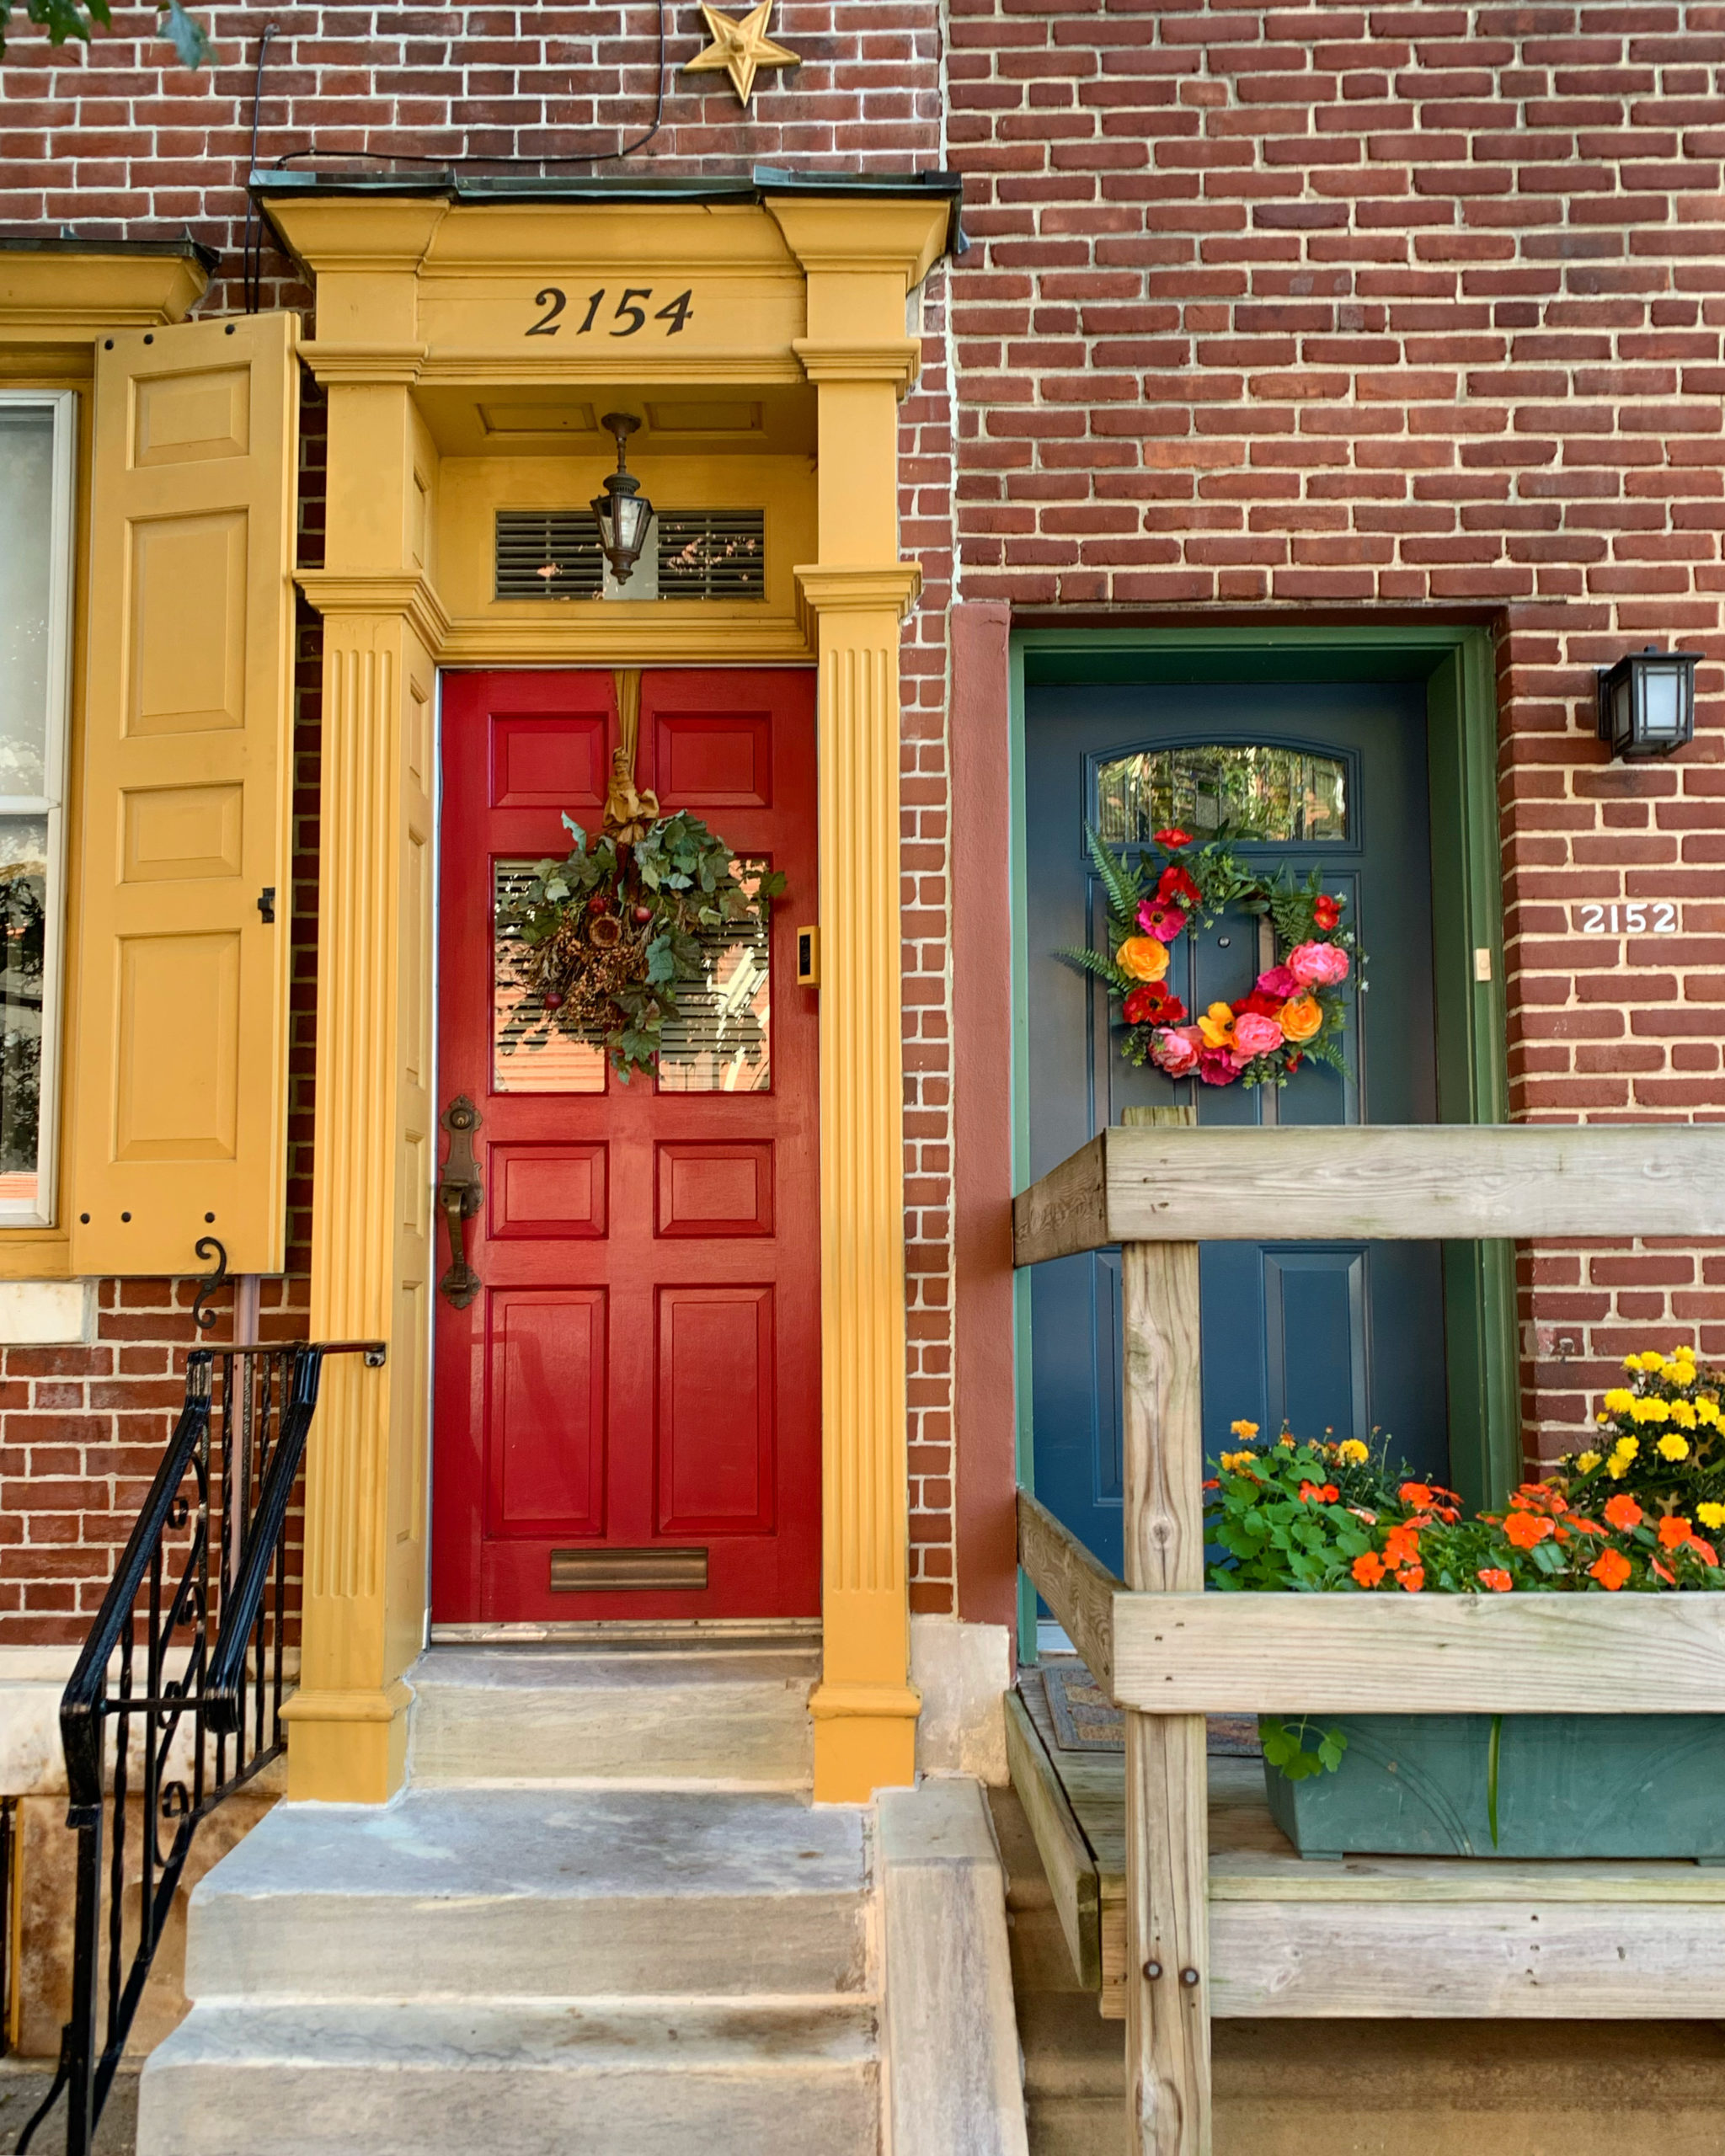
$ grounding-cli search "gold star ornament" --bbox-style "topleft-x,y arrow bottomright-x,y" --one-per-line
685,0 -> 801,107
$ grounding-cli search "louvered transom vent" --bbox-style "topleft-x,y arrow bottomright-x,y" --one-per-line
656,510 -> 766,600
495,510 -> 603,600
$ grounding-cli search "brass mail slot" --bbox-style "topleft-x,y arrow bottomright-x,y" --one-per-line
550,1546 -> 710,1593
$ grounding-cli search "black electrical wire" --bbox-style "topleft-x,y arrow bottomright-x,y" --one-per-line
241,20 -> 278,311
263,0 -> 668,177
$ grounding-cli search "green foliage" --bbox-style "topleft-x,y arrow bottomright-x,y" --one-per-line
497,809 -> 786,1082
1,0 -> 209,67
1259,1716 -> 1348,1780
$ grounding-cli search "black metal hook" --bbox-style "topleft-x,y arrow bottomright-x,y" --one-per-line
191,1236 -> 228,1333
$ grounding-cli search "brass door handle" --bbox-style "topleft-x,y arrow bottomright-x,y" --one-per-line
437,1094 -> 483,1309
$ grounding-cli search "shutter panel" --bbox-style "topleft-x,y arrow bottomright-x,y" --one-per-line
70,312 -> 298,1277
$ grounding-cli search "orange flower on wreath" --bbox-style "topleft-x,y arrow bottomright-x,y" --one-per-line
1590,1549 -> 1632,1592
1279,993 -> 1323,1044
1116,935 -> 1170,984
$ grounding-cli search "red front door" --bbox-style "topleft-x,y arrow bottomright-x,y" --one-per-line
431,670 -> 820,1623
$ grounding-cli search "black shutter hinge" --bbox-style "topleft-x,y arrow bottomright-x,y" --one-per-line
258,887 -> 276,924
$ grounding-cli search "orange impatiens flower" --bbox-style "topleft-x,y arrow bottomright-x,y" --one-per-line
1590,1549 -> 1632,1592
1658,1515 -> 1696,1550
1398,1565 -> 1425,1593
1399,1482 -> 1434,1507
1604,1494 -> 1643,1532
1382,1524 -> 1420,1568
1298,1480 -> 1340,1505
1503,1510 -> 1553,1550
1352,1551 -> 1386,1588
1477,1569 -> 1514,1593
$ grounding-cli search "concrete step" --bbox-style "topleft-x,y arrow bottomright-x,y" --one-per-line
185,1786 -> 868,2003
407,1641 -> 818,1789
138,1998 -> 879,2156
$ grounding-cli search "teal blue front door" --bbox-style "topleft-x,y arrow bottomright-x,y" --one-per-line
1025,680 -> 1450,1579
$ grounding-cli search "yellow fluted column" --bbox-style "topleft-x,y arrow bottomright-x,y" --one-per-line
285,369 -> 441,1801
799,566 -> 923,1801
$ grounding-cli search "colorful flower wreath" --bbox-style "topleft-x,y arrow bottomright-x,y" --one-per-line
1067,825 -> 1362,1088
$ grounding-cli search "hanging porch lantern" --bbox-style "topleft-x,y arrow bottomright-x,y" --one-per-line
590,412 -> 654,584
1596,645 -> 1701,760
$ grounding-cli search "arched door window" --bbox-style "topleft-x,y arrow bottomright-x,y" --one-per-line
1094,742 -> 1348,846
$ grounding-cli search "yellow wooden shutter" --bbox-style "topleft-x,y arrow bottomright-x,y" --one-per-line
70,312 -> 298,1277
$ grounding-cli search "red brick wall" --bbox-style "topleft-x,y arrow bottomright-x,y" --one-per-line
0,8 -> 966,1616
945,0 -> 1725,1467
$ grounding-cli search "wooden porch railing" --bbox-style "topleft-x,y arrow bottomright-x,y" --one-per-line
1012,1118 -> 1725,2156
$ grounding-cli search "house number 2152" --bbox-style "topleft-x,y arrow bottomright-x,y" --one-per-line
526,286 -> 694,337
1579,904 -> 1678,932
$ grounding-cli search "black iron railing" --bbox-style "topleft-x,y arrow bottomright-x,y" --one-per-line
18,1337 -> 385,2156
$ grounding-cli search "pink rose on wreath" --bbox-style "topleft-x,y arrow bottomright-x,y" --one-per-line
1231,1011 -> 1284,1060
1136,897 -> 1189,943
1256,963 -> 1299,1000
1151,1025 -> 1203,1079
1198,1046 -> 1241,1086
1287,941 -> 1350,988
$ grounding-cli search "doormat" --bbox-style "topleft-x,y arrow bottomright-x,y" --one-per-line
1038,1662 -> 1261,1759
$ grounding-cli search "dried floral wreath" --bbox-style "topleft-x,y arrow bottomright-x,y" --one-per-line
495,674 -> 785,1081
1065,825 -> 1362,1088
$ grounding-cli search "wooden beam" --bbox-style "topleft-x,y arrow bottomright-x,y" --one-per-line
1017,1490 -> 1119,1696
1113,1593 -> 1725,1716
1121,1235 -> 1210,2156
1011,1133 -> 1105,1266
1004,1689 -> 1103,1993
1012,1124 -> 1725,1262
1209,1901 -> 1725,2019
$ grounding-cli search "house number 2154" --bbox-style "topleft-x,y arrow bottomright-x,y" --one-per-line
526,286 -> 694,338
1578,904 -> 1678,932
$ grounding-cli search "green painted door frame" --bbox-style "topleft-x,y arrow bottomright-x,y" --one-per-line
1009,626 -> 1517,1646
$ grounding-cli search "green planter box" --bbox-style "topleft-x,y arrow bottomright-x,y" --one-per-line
1263,1714 -> 1725,1860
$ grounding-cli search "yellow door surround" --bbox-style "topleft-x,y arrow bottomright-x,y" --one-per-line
262,175 -> 956,1806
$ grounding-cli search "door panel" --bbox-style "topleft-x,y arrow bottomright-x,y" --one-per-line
433,669 -> 820,1622
1027,681 -> 1450,1580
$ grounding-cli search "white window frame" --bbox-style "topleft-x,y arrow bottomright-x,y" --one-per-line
0,388 -> 76,1227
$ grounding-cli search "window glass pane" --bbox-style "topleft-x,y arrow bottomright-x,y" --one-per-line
0,408 -> 56,798
657,859 -> 772,1094
492,859 -> 606,1094
1096,744 -> 1348,846
0,817 -> 47,1209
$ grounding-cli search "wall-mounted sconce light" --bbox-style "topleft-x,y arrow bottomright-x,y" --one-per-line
590,412 -> 654,584
1597,644 -> 1701,760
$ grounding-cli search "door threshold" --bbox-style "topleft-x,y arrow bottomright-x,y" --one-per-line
429,1616 -> 824,1652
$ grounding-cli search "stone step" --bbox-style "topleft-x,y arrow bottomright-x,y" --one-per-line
407,1641 -> 818,1788
185,1786 -> 868,2003
138,1999 -> 879,2156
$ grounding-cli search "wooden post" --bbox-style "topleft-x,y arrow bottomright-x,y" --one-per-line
1119,1105 -> 1210,2156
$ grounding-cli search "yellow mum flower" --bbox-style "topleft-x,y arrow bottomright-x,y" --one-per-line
1575,1452 -> 1601,1473
1220,1451 -> 1255,1472
1630,1396 -> 1671,1424
1670,1398 -> 1698,1429
1699,1400 -> 1722,1428
1615,1436 -> 1641,1460
1337,1438 -> 1369,1465
1601,1388 -> 1636,1416
1625,1352 -> 1661,1373
1700,1503 -> 1725,1531
1230,1419 -> 1259,1440
1658,1433 -> 1691,1462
